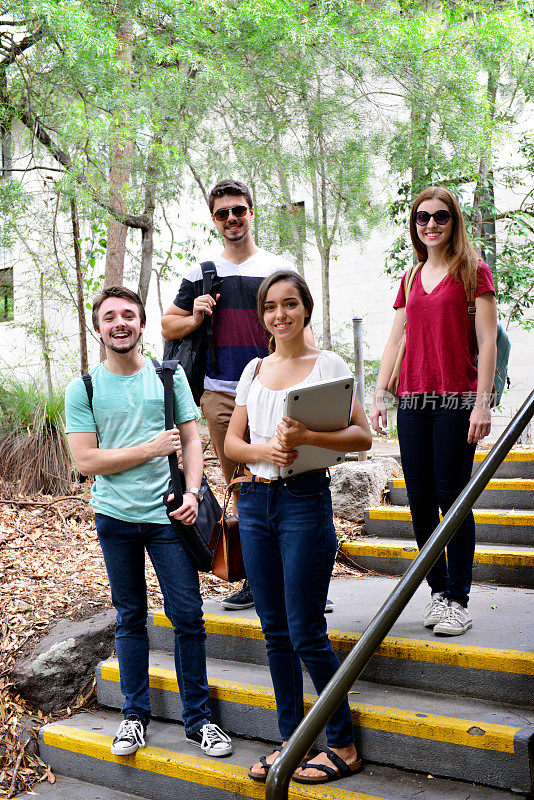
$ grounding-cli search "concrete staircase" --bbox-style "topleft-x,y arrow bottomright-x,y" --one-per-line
343,449 -> 534,587
38,450 -> 534,800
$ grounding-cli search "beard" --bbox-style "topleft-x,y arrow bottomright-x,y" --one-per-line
104,330 -> 142,354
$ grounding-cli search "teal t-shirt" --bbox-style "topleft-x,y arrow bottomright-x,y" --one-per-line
65,359 -> 199,524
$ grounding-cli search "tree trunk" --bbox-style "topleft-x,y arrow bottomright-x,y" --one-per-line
104,17 -> 133,288
137,184 -> 155,304
276,166 -> 305,277
70,199 -> 88,374
472,68 -> 498,276
39,273 -> 53,396
0,66 -> 13,176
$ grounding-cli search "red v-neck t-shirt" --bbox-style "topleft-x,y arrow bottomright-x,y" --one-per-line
393,261 -> 495,396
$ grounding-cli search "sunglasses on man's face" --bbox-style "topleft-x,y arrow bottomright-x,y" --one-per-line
415,209 -> 452,226
212,205 -> 249,222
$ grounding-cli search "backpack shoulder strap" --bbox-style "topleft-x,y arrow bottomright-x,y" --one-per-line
159,358 -> 183,502
81,373 -> 94,414
465,264 -> 478,356
200,261 -> 218,371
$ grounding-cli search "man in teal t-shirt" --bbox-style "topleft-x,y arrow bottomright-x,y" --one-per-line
65,286 -> 232,760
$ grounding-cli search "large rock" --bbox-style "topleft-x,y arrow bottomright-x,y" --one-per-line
11,609 -> 116,712
331,457 -> 401,522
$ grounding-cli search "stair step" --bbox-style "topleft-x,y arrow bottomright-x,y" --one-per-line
95,653 -> 534,792
39,711 -> 527,800
147,581 -> 534,705
365,507 -> 534,546
473,449 -> 534,479
388,478 -> 534,510
340,540 -> 534,587
12,773 -> 145,800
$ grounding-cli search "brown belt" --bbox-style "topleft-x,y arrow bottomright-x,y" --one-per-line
229,466 -> 326,487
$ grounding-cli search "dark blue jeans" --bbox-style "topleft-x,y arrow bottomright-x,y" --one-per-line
95,514 -> 210,734
238,472 -> 354,748
397,397 -> 477,607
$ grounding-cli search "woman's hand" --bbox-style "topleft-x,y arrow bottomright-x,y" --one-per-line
370,390 -> 389,435
276,417 -> 309,449
467,405 -> 491,444
262,436 -> 299,467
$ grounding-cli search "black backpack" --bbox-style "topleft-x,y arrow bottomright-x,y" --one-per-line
162,261 -> 222,405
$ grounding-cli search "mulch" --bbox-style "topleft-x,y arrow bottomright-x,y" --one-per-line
0,445 -> 366,797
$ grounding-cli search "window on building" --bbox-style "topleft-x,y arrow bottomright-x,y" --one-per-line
0,267 -> 14,321
279,201 -> 305,248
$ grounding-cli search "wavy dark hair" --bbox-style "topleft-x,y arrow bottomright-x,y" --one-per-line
208,179 -> 253,213
409,186 -> 478,293
92,286 -> 146,331
257,270 -> 313,352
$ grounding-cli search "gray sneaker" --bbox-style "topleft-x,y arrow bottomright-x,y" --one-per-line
434,601 -> 473,636
422,592 -> 448,628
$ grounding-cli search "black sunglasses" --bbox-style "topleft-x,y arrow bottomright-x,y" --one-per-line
212,205 -> 249,222
415,209 -> 452,226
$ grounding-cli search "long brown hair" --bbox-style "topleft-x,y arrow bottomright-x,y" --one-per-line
409,186 -> 478,294
257,270 -> 313,353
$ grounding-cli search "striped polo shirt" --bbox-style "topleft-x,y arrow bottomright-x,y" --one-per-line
173,249 -> 293,394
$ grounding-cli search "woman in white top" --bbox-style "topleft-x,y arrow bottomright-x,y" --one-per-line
225,270 -> 371,785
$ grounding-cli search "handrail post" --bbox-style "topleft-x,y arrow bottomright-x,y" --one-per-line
352,317 -> 367,461
266,389 -> 534,799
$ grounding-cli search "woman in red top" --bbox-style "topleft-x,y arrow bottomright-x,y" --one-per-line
370,186 -> 497,636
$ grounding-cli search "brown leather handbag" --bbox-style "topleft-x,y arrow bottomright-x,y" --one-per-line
210,477 -> 246,583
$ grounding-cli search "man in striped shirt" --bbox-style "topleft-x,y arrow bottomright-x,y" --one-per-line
162,179 -> 294,609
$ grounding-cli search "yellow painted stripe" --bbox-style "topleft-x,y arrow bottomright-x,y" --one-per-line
152,611 -> 534,676
42,725 -> 375,799
100,663 -> 519,754
367,507 -> 534,526
342,541 -> 534,568
391,478 -> 534,491
474,450 -> 534,463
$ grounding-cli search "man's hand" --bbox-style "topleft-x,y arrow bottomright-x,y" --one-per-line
150,428 -> 182,458
192,292 -> 221,323
167,492 -> 199,525
276,417 -> 309,449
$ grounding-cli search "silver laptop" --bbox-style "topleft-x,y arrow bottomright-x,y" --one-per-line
279,376 -> 354,478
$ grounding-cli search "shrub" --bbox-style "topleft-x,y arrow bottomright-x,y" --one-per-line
0,377 -> 74,495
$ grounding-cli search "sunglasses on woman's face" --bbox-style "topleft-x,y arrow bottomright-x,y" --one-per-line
212,204 -> 249,222
415,209 -> 452,226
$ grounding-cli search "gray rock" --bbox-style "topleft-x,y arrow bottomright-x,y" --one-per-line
11,609 -> 116,712
331,457 -> 401,522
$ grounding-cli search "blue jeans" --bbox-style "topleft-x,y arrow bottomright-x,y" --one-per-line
397,397 -> 477,607
95,514 -> 210,734
238,472 -> 354,748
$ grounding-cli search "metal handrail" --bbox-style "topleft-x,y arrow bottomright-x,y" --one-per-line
266,389 -> 534,799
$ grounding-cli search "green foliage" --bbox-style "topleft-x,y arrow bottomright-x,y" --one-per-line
0,374 -> 74,494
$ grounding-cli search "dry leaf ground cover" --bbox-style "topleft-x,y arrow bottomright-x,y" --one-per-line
0,445 -> 365,797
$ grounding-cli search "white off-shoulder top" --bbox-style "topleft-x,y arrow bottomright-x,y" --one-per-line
234,350 -> 351,479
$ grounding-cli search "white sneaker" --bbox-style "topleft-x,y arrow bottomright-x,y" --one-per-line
110,718 -> 146,756
434,601 -> 473,636
422,592 -> 448,628
186,723 -> 233,757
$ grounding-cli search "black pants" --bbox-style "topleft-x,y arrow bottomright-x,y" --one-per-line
397,396 -> 476,607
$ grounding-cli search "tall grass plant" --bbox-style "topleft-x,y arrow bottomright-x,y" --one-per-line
0,376 -> 74,494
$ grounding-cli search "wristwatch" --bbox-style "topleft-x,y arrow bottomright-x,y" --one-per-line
184,487 -> 202,502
